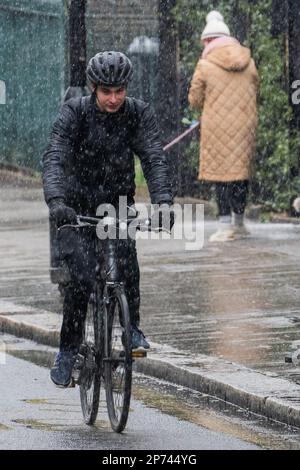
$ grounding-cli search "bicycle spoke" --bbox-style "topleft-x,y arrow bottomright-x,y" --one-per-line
104,288 -> 132,433
79,289 -> 102,425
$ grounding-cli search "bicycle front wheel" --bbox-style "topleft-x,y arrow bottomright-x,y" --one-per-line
79,290 -> 103,425
104,287 -> 132,433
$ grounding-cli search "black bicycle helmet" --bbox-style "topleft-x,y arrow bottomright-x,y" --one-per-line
86,51 -> 133,87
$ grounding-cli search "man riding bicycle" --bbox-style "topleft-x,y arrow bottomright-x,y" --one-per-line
42,51 -> 174,387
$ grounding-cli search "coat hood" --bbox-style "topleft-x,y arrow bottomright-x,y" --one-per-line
205,44 -> 251,72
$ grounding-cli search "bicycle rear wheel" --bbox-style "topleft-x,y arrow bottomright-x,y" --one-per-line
104,287 -> 132,433
79,289 -> 103,425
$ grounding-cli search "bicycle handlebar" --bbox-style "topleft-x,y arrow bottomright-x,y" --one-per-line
57,214 -> 166,233
77,214 -> 153,232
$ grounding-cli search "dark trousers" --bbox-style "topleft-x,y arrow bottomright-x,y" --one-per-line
58,228 -> 140,352
215,180 -> 249,217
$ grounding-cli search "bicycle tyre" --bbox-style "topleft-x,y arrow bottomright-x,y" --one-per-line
79,288 -> 103,425
104,287 -> 132,433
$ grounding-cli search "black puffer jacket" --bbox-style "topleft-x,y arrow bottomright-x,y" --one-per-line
42,94 -> 173,214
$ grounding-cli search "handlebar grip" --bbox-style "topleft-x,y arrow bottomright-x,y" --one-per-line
136,218 -> 151,231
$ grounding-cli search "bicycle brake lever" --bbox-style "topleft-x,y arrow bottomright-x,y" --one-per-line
57,221 -> 87,232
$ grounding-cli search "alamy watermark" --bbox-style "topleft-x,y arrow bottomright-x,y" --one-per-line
94,197 -> 205,251
291,80 -> 300,104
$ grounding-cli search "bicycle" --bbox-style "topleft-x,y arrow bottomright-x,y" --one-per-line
58,211 -> 155,433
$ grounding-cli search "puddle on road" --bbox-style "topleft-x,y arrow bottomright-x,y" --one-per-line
17,392 -> 111,432
0,423 -> 11,431
12,417 -> 110,433
22,400 -> 82,414
132,375 -> 300,451
22,398 -> 51,406
12,419 -> 63,432
4,335 -> 300,449
7,349 -> 55,369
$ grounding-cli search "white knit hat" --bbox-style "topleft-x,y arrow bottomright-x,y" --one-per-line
293,197 -> 300,214
201,11 -> 230,40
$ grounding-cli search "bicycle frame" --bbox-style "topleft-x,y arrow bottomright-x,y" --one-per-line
58,212 -> 152,431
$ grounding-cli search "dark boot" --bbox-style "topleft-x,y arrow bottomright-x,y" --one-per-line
131,325 -> 150,350
50,351 -> 77,387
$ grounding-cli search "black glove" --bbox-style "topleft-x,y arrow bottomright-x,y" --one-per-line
48,198 -> 77,227
151,203 -> 175,232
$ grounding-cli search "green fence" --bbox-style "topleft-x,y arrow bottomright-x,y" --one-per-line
0,0 -> 68,168
0,0 -> 159,169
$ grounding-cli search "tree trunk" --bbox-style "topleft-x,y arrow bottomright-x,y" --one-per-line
231,0 -> 249,43
157,0 -> 180,196
288,0 -> 300,176
271,0 -> 288,37
288,0 -> 300,128
69,0 -> 87,87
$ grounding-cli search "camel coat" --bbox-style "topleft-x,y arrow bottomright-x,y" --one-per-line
188,42 -> 259,182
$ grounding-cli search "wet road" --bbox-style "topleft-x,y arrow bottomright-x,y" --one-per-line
0,187 -> 300,384
140,221 -> 300,384
0,349 -> 261,450
2,334 -> 300,451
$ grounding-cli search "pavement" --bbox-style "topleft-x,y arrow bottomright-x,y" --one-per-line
1,181 -> 300,428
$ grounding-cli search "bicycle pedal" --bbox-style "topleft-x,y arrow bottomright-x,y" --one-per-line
132,350 -> 147,358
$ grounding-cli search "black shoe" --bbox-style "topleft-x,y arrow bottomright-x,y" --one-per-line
131,326 -> 150,350
50,351 -> 77,387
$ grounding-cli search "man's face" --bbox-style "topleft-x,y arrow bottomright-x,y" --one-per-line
202,38 -> 216,47
95,85 -> 127,113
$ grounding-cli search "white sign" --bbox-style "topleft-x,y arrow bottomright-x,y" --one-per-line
0,80 -> 6,105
